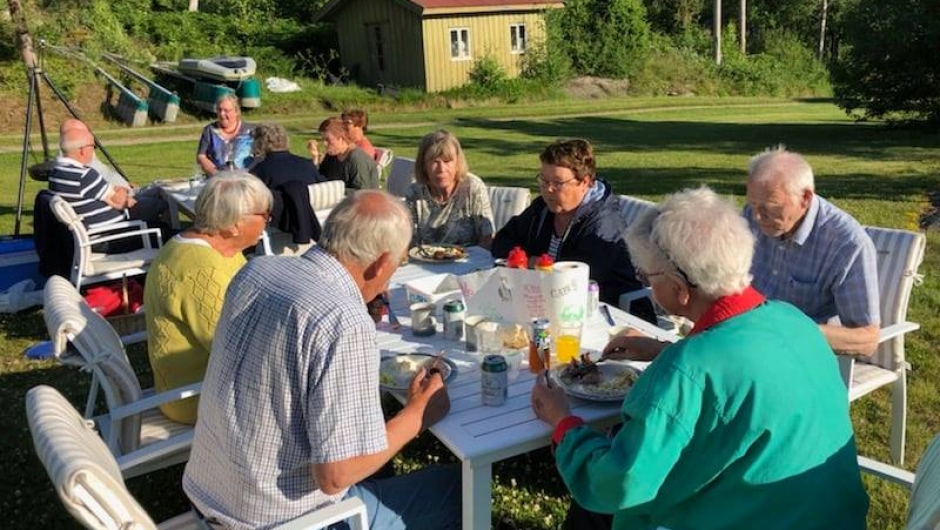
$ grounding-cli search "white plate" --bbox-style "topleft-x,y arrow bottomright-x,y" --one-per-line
550,361 -> 639,402
408,245 -> 467,264
379,353 -> 457,391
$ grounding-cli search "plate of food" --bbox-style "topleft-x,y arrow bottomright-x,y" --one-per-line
551,353 -> 640,402
379,353 -> 457,391
409,244 -> 467,263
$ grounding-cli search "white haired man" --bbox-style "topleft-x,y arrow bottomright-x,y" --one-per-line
744,146 -> 879,356
183,189 -> 460,530
537,186 -> 867,530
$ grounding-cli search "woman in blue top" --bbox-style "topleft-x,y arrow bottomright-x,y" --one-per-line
531,186 -> 869,530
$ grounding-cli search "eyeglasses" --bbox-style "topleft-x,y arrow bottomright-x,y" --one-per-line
636,269 -> 666,287
648,211 -> 698,288
249,211 -> 272,222
536,174 -> 579,192
80,144 -> 96,150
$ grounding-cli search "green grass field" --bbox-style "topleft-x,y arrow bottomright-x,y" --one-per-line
1,98 -> 938,528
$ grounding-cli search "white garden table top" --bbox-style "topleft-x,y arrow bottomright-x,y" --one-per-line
381,246 -> 677,529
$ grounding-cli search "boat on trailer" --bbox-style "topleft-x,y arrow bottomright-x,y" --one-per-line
178,56 -> 256,82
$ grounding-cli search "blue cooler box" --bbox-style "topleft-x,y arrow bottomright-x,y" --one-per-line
0,236 -> 47,291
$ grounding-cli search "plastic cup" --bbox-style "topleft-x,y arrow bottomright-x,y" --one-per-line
556,325 -> 582,364
477,321 -> 501,354
464,315 -> 489,353
410,302 -> 437,337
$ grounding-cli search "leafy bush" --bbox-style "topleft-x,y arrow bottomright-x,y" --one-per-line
519,36 -> 572,85
467,54 -> 507,93
833,0 -> 940,124
548,0 -> 651,79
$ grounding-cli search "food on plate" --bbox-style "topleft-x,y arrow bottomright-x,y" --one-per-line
419,244 -> 466,260
559,353 -> 638,396
500,323 -> 529,349
380,356 -> 423,387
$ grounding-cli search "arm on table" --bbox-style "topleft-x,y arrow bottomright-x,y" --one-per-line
311,370 -> 449,495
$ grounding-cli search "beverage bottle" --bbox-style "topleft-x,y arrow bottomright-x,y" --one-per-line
507,246 -> 528,269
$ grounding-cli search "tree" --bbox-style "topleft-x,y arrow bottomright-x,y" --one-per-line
548,0 -> 651,78
832,0 -> 940,123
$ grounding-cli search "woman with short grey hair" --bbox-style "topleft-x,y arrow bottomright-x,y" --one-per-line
530,186 -> 868,530
144,171 -> 272,425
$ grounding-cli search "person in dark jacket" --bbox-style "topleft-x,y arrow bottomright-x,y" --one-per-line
492,139 -> 655,323
249,123 -> 323,243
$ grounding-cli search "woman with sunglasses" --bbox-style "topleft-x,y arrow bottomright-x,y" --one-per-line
144,172 -> 273,425
491,138 -> 654,322
531,186 -> 867,530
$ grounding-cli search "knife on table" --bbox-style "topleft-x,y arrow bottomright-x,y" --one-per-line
600,305 -> 616,327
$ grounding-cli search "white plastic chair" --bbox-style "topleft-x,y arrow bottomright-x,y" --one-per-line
840,226 -> 926,465
42,274 -> 198,479
26,385 -> 368,530
386,157 -> 415,198
487,185 -> 530,232
858,432 -> 940,529
616,194 -> 657,314
375,147 -> 394,175
49,194 -> 162,289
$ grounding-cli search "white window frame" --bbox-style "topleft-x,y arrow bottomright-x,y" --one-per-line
449,28 -> 471,61
510,23 -> 527,54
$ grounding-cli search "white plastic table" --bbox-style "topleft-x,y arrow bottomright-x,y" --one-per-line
381,247 -> 677,529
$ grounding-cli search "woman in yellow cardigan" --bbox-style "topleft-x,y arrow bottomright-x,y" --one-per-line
144,171 -> 272,424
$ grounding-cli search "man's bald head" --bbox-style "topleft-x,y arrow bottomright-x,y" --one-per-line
60,126 -> 95,163
60,118 -> 89,136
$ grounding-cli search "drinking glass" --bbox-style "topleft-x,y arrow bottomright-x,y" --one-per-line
555,325 -> 582,364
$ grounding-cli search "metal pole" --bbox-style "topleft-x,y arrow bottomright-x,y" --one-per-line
38,70 -> 130,181
14,68 -> 37,236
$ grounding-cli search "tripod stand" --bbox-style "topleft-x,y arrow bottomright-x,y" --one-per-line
14,41 -> 129,235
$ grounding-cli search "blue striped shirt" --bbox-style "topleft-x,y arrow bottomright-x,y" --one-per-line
183,247 -> 387,530
48,157 -> 126,229
745,195 -> 880,327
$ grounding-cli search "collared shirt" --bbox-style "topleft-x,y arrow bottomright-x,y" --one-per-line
48,156 -> 126,229
183,247 -> 387,530
744,195 -> 879,327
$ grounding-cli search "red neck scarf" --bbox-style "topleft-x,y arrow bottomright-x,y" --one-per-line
687,285 -> 766,336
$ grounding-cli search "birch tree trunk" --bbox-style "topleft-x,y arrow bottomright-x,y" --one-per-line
739,0 -> 746,54
189,0 -> 199,12
714,0 -> 722,64
818,0 -> 829,60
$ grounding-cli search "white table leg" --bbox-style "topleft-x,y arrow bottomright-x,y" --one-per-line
462,459 -> 492,530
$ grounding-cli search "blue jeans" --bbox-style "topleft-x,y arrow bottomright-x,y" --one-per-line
337,464 -> 462,530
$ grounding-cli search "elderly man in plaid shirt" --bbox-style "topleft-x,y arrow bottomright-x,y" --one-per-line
743,146 -> 880,356
184,189 -> 460,530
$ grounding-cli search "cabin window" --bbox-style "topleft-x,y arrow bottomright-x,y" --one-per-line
510,23 -> 527,53
450,28 -> 471,60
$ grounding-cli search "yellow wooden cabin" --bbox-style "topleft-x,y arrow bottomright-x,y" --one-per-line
314,0 -> 563,92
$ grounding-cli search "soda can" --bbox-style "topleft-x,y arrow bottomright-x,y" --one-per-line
529,318 -> 552,373
587,280 -> 600,319
481,355 -> 508,406
442,300 -> 466,341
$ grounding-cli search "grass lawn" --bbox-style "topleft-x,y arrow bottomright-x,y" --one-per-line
1,97 -> 938,529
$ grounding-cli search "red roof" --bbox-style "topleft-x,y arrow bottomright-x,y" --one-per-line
410,0 -> 559,8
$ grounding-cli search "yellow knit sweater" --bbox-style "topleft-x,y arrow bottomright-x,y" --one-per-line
144,237 -> 246,424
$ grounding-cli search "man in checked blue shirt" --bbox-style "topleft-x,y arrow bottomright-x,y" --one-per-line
184,189 -> 460,530
743,146 -> 880,356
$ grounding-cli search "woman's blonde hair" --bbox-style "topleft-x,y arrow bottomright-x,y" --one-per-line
414,130 -> 469,186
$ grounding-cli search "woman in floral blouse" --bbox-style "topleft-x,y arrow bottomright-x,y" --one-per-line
406,129 -> 494,248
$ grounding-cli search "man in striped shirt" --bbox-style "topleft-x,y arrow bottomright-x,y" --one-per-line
49,126 -> 136,230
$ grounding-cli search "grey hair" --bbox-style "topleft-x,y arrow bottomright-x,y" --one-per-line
60,128 -> 91,153
747,145 -> 814,199
215,93 -> 240,114
625,186 -> 754,298
319,189 -> 413,266
193,171 -> 273,233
